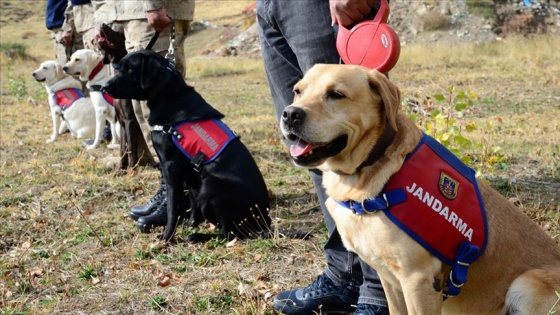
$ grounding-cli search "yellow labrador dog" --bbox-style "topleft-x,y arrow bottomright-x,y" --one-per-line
280,64 -> 560,314
32,60 -> 96,143
64,49 -> 119,150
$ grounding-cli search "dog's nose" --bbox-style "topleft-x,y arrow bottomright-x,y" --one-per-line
62,66 -> 68,72
282,106 -> 306,128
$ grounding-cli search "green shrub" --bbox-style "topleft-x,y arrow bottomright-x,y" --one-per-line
5,64 -> 28,101
404,86 -> 504,175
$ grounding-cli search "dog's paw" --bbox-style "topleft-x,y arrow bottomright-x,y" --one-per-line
107,143 -> 120,150
47,137 -> 55,144
86,144 -> 98,150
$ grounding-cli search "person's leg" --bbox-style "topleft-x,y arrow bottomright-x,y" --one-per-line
52,27 -> 69,64
123,19 -> 158,158
258,0 -> 387,312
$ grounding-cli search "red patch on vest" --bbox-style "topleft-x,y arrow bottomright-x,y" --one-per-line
102,93 -> 114,106
383,135 -> 487,265
52,88 -> 85,110
172,119 -> 237,163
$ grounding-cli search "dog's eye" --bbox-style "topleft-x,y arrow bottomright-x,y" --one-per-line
327,90 -> 345,99
293,88 -> 301,96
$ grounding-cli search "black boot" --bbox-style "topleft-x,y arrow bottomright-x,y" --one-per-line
103,121 -> 112,142
136,198 -> 167,233
129,178 -> 166,221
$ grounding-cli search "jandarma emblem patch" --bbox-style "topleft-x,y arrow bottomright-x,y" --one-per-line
439,172 -> 459,200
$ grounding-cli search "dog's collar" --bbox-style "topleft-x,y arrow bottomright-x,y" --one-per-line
152,124 -> 175,134
335,189 -> 406,214
89,84 -> 102,92
89,61 -> 105,81
351,120 -> 396,174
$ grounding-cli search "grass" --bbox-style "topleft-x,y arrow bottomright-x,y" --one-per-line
1,1 -> 559,314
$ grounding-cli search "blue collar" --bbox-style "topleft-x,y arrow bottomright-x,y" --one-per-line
335,189 -> 406,214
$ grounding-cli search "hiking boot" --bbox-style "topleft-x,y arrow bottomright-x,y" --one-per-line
80,123 -> 111,147
81,138 -> 94,147
136,199 -> 167,233
273,273 -> 358,314
129,178 -> 166,221
354,303 -> 389,315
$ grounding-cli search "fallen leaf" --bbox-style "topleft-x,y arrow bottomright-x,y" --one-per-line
27,268 -> 43,278
91,276 -> 100,284
226,239 -> 237,248
157,276 -> 171,287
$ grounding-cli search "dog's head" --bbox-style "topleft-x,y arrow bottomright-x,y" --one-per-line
280,64 -> 400,174
103,50 -> 176,100
63,49 -> 103,81
95,23 -> 127,64
32,60 -> 69,86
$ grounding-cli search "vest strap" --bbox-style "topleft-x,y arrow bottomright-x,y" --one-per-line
191,152 -> 205,172
443,241 -> 480,298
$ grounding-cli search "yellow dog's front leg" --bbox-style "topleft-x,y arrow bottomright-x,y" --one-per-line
398,273 -> 443,314
379,277 -> 408,315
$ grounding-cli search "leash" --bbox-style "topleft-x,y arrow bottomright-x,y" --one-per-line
145,15 -> 176,65
165,15 -> 176,65
145,31 -> 159,50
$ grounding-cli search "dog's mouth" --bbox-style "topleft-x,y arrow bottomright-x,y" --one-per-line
34,77 -> 45,82
285,134 -> 348,167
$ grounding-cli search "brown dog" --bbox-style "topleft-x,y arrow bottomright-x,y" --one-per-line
95,24 -> 156,170
280,64 -> 560,314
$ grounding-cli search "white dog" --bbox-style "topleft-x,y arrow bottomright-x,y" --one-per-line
32,60 -> 96,143
63,49 -> 119,150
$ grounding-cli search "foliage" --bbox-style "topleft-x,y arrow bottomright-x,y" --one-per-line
0,42 -> 28,59
466,0 -> 495,21
404,86 -> 504,175
148,295 -> 167,309
5,64 -> 28,101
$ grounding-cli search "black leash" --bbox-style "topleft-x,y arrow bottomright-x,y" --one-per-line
145,31 -> 159,50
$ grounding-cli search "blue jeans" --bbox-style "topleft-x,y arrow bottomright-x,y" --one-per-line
257,0 -> 387,307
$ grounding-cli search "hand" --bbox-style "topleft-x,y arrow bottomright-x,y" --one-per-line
329,0 -> 378,27
59,30 -> 73,47
146,8 -> 170,32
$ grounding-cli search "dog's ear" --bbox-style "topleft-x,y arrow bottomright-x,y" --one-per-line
86,51 -> 103,73
139,54 -> 166,90
367,70 -> 400,131
54,63 -> 67,80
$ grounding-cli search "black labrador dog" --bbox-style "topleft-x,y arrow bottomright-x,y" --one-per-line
103,50 -> 271,242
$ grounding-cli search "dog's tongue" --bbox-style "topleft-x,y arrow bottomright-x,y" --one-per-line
290,141 -> 314,157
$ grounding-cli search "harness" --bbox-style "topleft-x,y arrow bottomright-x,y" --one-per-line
89,84 -> 115,106
52,88 -> 85,110
335,133 -> 487,298
153,119 -> 238,172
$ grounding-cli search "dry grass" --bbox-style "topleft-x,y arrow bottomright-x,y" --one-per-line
1,1 -> 559,314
